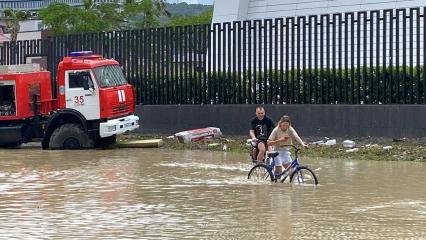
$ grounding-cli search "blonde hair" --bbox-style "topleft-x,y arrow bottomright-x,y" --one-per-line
277,115 -> 291,126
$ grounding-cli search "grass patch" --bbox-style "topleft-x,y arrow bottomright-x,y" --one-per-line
118,134 -> 426,162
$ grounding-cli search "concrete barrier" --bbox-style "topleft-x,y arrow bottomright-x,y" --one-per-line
135,104 -> 426,138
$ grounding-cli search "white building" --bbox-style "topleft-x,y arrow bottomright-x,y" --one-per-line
209,0 -> 426,72
213,0 -> 426,23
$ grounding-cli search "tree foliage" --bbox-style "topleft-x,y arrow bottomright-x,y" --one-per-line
166,2 -> 211,17
167,9 -> 212,27
39,0 -> 169,35
124,0 -> 170,28
1,8 -> 31,41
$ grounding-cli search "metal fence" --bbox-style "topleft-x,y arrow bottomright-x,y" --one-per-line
1,6 -> 426,105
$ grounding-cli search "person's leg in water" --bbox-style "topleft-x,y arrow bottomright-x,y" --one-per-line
251,142 -> 258,162
256,141 -> 266,162
275,151 -> 292,180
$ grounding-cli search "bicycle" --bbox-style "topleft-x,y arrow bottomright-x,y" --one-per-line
247,144 -> 318,185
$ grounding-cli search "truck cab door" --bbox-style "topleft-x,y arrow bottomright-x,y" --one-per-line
65,70 -> 100,120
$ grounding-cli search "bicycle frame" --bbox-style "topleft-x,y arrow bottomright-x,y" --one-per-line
264,145 -> 301,182
248,144 -> 318,184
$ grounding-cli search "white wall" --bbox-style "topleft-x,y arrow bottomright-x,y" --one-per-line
210,0 -> 426,72
0,20 -> 42,33
213,0 -> 426,22
3,31 -> 42,41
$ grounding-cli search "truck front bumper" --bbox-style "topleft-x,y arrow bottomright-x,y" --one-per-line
99,115 -> 139,138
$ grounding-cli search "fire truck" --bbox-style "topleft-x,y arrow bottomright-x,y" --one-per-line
0,51 -> 139,149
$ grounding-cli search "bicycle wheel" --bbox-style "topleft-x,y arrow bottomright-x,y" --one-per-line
290,166 -> 318,185
248,164 -> 274,182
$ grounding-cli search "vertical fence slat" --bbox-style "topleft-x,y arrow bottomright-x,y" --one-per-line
232,22 -> 242,104
326,15 -> 330,104
242,21 -> 247,104
247,21 -> 252,104
224,22 -> 230,104
160,28 -> 165,104
344,13 -> 349,104
320,15 -> 325,104
296,17 -> 301,104
389,11 -> 394,104
383,10 -> 388,104
274,19 -> 280,104
314,16 -> 319,103
253,20 -> 259,104
308,16 -> 314,104
290,17 -> 295,103
258,20 -> 263,104
416,9 -> 421,104
424,7 -> 426,104
212,24 -> 218,104
302,17 -> 307,104
375,11 -> 380,104
188,25 -> 194,104
396,10 -> 401,104
280,19 -> 284,104
356,12 -> 362,104
268,19 -> 273,104
403,9 -> 407,104
148,28 -> 153,104
409,8 -> 415,104
332,14 -> 337,104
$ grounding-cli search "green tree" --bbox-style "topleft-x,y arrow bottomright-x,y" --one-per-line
39,0 -> 126,35
39,0 -> 170,35
124,0 -> 170,28
167,9 -> 212,27
39,3 -> 83,35
1,8 -> 31,42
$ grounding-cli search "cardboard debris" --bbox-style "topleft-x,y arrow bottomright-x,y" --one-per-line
175,127 -> 222,143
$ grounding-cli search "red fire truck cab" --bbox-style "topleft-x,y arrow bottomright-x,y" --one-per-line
0,51 -> 139,149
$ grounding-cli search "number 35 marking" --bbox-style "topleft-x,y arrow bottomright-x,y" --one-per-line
74,96 -> 84,105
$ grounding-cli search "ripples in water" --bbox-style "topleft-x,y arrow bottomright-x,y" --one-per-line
0,148 -> 424,239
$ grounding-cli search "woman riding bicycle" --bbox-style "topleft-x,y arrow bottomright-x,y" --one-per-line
267,115 -> 308,178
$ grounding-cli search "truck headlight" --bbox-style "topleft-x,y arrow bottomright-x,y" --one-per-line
107,125 -> 116,132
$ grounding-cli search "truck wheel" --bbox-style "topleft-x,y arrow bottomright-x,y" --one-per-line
96,135 -> 117,149
49,123 -> 94,150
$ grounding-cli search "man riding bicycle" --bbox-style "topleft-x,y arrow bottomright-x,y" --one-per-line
249,106 -> 275,162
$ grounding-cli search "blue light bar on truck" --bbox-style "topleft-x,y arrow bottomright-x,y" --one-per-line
69,51 -> 94,57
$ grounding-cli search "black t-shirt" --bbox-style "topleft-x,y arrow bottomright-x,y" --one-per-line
250,116 -> 275,141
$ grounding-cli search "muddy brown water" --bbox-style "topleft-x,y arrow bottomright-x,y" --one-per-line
0,148 -> 425,239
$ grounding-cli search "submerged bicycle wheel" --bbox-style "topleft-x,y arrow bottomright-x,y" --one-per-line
290,166 -> 318,185
248,164 -> 274,182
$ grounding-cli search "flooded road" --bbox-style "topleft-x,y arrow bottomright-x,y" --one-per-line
0,148 -> 425,239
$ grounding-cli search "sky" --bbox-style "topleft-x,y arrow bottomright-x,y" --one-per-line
166,0 -> 213,5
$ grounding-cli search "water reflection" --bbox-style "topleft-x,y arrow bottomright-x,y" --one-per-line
0,148 -> 425,239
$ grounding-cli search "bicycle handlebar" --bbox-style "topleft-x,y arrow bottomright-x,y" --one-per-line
280,144 -> 300,151
250,143 -> 302,156
280,145 -> 300,157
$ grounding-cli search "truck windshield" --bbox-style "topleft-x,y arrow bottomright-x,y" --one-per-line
93,65 -> 128,88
